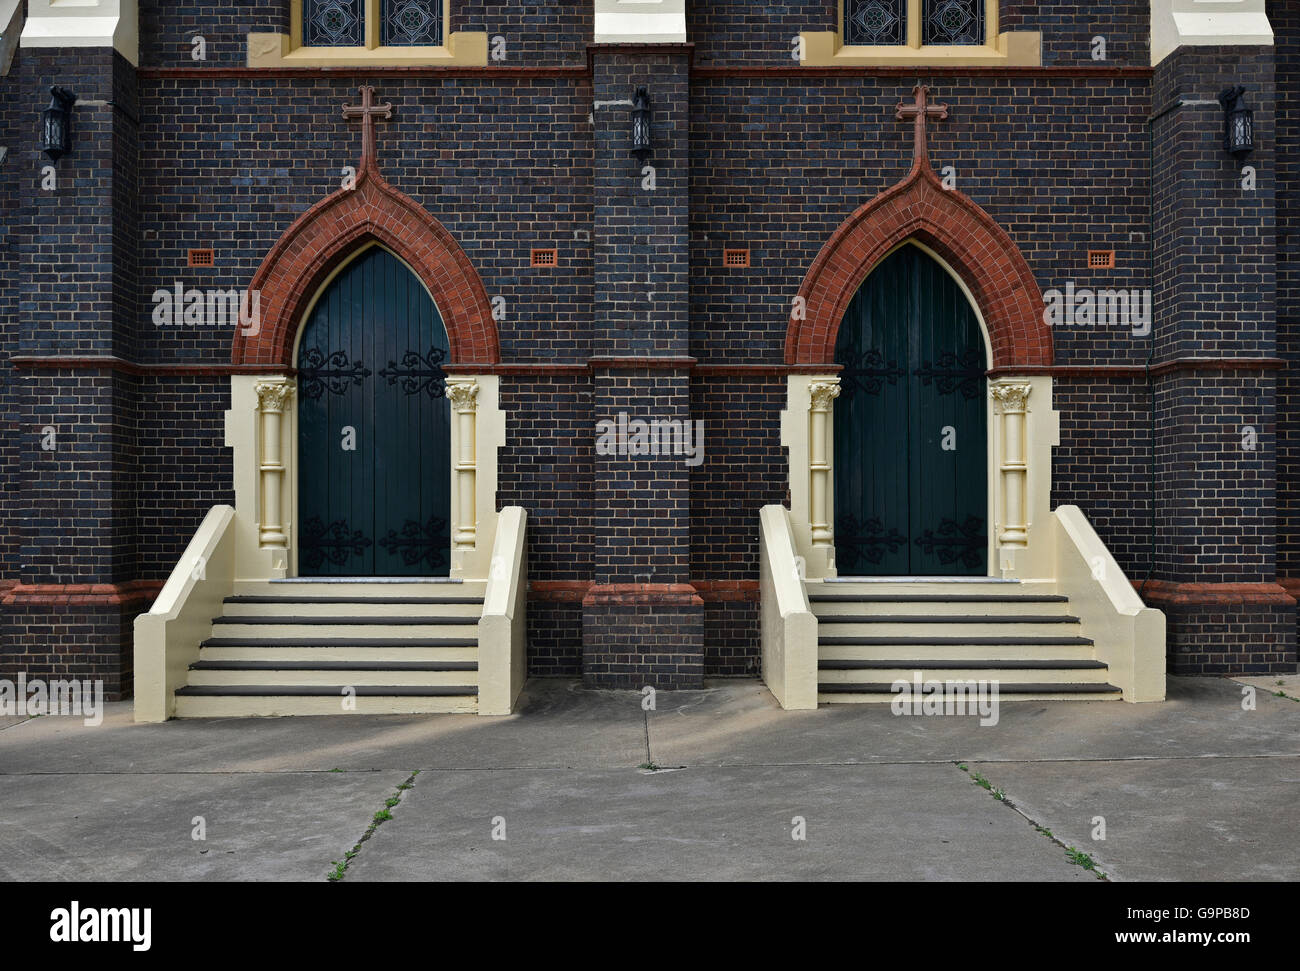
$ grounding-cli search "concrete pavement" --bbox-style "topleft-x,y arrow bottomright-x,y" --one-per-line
0,675 -> 1296,880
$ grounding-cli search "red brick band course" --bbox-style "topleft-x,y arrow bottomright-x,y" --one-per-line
1138,580 -> 1297,607
787,157 -> 1052,369
233,157 -> 499,368
583,583 -> 704,607
2,581 -> 165,607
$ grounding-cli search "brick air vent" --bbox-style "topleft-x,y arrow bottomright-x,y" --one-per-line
531,248 -> 557,268
1087,249 -> 1115,270
188,248 -> 215,267
723,248 -> 750,268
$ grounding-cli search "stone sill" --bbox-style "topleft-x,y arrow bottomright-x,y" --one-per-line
799,30 -> 1040,68
247,31 -> 488,68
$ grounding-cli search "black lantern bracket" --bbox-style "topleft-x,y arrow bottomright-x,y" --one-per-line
631,87 -> 652,162
1217,85 -> 1255,160
41,86 -> 77,162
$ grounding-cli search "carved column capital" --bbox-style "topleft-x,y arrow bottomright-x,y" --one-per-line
446,378 -> 479,414
809,378 -> 842,412
990,380 -> 1032,415
255,380 -> 294,414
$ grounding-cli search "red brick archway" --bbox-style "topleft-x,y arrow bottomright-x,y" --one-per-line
233,165 -> 499,368
786,162 -> 1051,369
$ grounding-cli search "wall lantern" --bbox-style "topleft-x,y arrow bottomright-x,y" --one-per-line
41,87 -> 77,161
631,87 -> 651,161
1217,86 -> 1254,159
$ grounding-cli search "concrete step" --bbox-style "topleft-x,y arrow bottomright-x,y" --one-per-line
818,642 -> 1098,662
817,661 -> 1111,684
208,618 -> 479,639
814,615 -> 1082,638
819,634 -> 1094,648
811,596 -> 1073,617
173,684 -> 478,717
817,682 -> 1123,704
187,659 -> 478,687
221,597 -> 483,618
809,580 -> 1046,598
232,579 -> 488,598
199,643 -> 478,662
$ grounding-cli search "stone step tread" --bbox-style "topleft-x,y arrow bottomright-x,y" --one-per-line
212,615 -> 479,625
816,614 -> 1080,624
175,685 -> 477,697
808,594 -> 1069,603
818,682 -> 1121,694
200,637 -> 478,648
818,635 -> 1095,646
224,596 -> 484,605
819,659 -> 1107,670
190,660 -> 478,672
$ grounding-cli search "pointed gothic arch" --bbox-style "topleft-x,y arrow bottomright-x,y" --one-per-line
786,162 -> 1051,370
233,163 -> 499,369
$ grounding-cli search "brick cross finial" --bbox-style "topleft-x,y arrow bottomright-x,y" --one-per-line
895,85 -> 948,168
342,85 -> 393,173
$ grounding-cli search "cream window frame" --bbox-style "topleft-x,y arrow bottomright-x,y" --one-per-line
799,0 -> 1040,67
247,0 -> 488,66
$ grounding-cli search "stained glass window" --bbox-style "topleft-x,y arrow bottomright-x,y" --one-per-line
844,0 -> 906,46
922,0 -> 985,46
304,0 -> 364,47
382,0 -> 444,46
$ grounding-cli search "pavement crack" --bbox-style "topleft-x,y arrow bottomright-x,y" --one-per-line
642,708 -> 652,767
327,769 -> 419,882
954,761 -> 1110,882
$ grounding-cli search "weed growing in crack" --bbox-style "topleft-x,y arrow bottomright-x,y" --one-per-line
327,769 -> 417,882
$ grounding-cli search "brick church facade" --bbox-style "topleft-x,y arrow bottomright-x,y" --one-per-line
0,1 -> 1294,714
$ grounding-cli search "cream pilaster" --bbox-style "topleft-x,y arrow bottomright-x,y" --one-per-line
255,380 -> 294,553
446,377 -> 479,552
808,379 -> 841,547
449,375 -> 507,579
781,374 -> 841,579
989,376 -> 1059,582
991,380 -> 1031,549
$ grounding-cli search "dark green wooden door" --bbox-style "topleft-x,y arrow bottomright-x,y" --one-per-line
833,245 -> 988,576
297,246 -> 451,577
